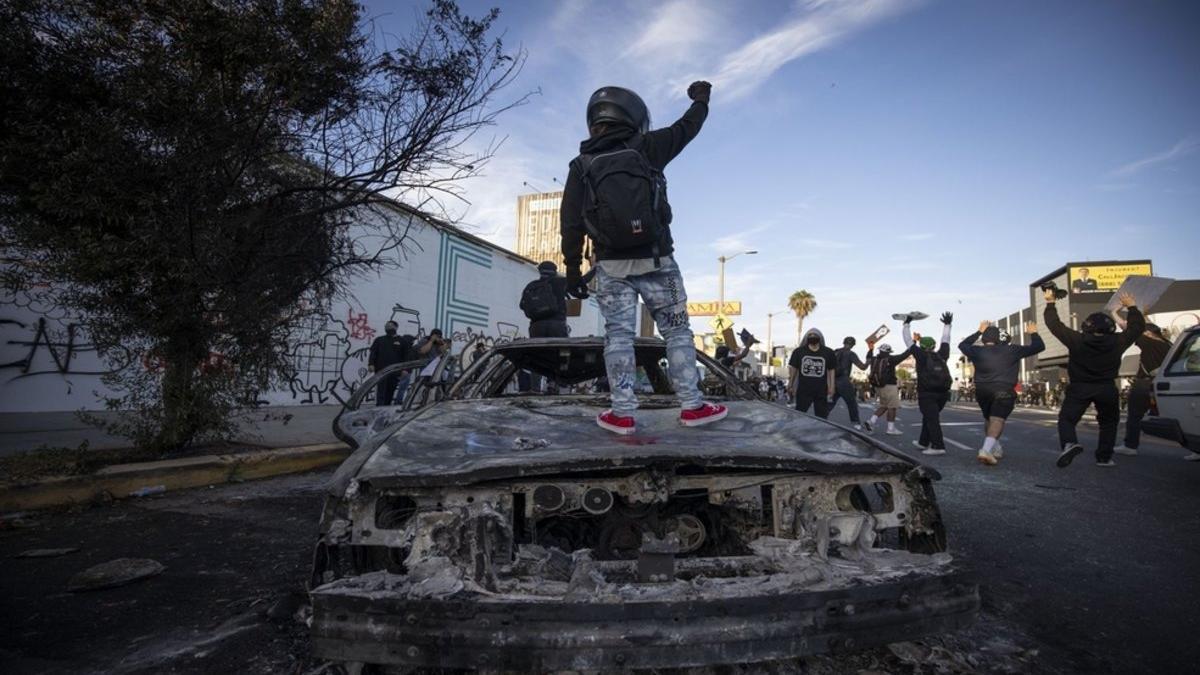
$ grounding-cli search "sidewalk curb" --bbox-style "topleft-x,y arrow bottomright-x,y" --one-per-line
0,443 -> 350,512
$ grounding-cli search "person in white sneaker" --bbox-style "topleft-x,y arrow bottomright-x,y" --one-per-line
865,341 -> 907,436
900,312 -> 955,456
959,319 -> 1045,465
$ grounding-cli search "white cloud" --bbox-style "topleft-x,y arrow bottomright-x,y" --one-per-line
898,232 -> 934,241
796,237 -> 853,249
1110,135 -> 1200,177
688,0 -> 920,101
711,224 -> 773,253
625,0 -> 720,67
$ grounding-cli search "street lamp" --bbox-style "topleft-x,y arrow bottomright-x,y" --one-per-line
766,309 -> 789,376
717,250 -> 757,309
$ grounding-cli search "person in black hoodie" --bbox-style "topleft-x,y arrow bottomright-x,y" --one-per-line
830,337 -> 869,429
560,82 -> 726,435
959,320 -> 1045,465
788,328 -> 836,418
519,261 -> 570,338
1045,290 -> 1144,468
1112,315 -> 1172,456
900,313 -> 955,455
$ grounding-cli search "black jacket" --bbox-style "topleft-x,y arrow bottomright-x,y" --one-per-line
865,347 -> 908,386
368,333 -> 414,370
519,275 -> 568,322
833,346 -> 867,378
958,333 -> 1045,388
560,101 -> 708,267
1044,304 -> 1144,384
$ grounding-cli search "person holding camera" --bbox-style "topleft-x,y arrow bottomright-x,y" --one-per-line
1045,291 -> 1144,468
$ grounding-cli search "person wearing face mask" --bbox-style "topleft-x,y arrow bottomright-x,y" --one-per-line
788,328 -> 836,418
1110,314 -> 1172,456
1045,291 -> 1144,468
368,320 -> 415,405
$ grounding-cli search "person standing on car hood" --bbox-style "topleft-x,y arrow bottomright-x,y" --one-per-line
959,320 -> 1045,465
560,82 -> 726,435
1044,290 -> 1144,468
789,328 -> 836,418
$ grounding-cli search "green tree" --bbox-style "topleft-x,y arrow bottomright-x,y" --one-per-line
788,290 -> 818,346
0,0 -> 524,452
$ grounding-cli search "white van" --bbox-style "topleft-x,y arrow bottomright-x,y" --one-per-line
1144,324 -> 1200,455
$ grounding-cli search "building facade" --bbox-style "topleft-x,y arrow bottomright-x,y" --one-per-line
0,203 -> 604,412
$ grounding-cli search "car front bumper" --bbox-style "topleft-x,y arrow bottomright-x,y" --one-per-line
311,568 -> 979,670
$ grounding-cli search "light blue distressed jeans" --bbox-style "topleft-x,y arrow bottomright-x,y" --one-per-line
595,258 -> 703,415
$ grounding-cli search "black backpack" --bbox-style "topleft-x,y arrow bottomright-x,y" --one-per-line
521,278 -> 559,321
574,137 -> 672,258
921,351 -> 952,391
869,353 -> 894,387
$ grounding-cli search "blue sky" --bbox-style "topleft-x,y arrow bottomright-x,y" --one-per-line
366,0 -> 1200,350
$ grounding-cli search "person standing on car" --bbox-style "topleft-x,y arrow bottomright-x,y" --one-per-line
958,320 -> 1045,465
1045,291 -> 1144,468
368,320 -> 414,406
560,81 -> 726,435
900,313 -> 954,455
520,261 -> 570,338
788,328 -> 836,418
830,336 -> 868,428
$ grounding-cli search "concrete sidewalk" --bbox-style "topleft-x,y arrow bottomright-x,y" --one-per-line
0,405 -> 341,458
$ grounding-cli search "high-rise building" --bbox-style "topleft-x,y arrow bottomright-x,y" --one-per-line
515,190 -> 590,271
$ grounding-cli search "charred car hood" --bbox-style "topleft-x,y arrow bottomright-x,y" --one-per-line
353,398 -> 916,488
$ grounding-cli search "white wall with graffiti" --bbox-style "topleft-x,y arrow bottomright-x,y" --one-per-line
0,205 -> 604,412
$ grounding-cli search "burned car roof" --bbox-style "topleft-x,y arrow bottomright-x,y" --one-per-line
340,337 -> 929,489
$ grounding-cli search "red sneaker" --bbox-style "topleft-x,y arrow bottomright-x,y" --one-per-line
596,410 -> 636,435
680,402 -> 728,428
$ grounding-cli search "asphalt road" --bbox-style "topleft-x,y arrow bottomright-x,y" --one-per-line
1,401 -> 1197,673
823,399 -> 1200,675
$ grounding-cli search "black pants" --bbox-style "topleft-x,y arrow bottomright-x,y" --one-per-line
376,367 -> 410,403
1058,381 -> 1120,461
830,376 -> 861,423
1123,377 -> 1152,449
530,319 -> 569,338
795,390 -> 832,418
917,390 -> 950,449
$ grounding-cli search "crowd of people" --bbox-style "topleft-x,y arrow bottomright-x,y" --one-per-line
369,80 -> 1175,471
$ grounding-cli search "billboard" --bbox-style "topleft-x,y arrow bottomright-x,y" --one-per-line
1069,262 -> 1152,295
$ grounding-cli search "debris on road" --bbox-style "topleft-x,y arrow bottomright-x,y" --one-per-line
15,547 -> 79,558
67,557 -> 165,592
511,436 -> 551,450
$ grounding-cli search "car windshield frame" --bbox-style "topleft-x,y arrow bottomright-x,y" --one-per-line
447,338 -> 761,401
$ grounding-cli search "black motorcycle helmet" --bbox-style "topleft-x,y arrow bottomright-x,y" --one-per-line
1081,312 -> 1117,335
586,86 -> 650,134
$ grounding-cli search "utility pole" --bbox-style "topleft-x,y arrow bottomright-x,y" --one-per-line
767,309 -> 788,377
717,250 -> 757,310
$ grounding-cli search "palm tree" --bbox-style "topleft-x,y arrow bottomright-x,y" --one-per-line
788,290 -> 817,346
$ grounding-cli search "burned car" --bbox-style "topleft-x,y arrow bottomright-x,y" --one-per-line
309,338 -> 978,671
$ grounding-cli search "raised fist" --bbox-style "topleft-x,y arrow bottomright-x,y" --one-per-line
687,80 -> 712,104
940,312 -> 953,325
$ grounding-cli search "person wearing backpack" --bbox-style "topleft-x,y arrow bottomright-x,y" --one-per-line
959,319 -> 1045,465
900,313 -> 954,455
864,340 -> 907,436
559,81 -> 726,435
520,261 -> 569,338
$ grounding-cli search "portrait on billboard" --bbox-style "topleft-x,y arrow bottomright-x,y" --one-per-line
1068,263 -> 1152,295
